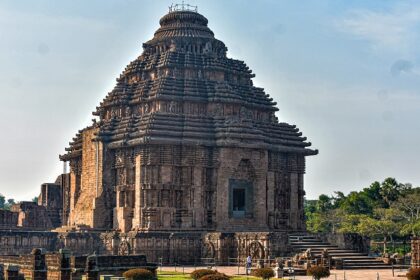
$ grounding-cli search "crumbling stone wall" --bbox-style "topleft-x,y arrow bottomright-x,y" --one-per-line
0,249 -> 156,280
0,202 -> 53,231
0,210 -> 18,230
318,233 -> 370,254
39,182 -> 63,228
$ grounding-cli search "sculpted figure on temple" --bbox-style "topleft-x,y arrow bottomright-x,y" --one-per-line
168,101 -> 176,113
169,40 -> 176,52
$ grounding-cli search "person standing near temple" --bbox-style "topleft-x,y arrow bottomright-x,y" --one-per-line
246,255 -> 252,275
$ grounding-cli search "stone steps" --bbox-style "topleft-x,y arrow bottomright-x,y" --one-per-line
288,234 -> 392,270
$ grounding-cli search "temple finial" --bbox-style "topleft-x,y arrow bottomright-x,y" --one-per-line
168,2 -> 198,13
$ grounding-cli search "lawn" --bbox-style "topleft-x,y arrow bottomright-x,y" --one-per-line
157,271 -> 270,280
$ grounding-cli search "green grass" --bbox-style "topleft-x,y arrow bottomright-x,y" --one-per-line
158,271 -> 192,280
157,271 -> 281,280
230,276 -> 260,280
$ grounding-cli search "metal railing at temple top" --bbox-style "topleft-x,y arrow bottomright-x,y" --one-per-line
169,2 -> 198,13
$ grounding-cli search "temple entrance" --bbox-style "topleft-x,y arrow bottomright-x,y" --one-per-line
232,188 -> 246,217
229,179 -> 253,218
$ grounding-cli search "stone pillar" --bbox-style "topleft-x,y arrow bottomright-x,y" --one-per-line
289,173 -> 299,230
266,171 -> 275,228
274,258 -> 284,278
193,167 -> 204,228
85,254 -> 99,280
412,237 -> 420,267
32,248 -> 47,280
58,249 -> 72,280
69,159 -> 81,226
133,155 -> 143,229
114,186 -> 134,232
298,173 -> 305,230
4,265 -> 19,280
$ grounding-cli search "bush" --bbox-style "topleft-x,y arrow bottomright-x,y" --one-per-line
191,269 -> 217,280
199,273 -> 230,280
407,268 -> 420,280
307,266 -> 330,280
252,268 -> 275,280
123,268 -> 155,280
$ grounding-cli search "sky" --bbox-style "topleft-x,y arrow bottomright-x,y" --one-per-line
0,0 -> 419,201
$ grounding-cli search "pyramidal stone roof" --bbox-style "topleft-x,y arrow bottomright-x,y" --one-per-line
60,9 -> 317,161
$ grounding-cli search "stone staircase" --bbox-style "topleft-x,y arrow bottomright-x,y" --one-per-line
288,234 -> 392,270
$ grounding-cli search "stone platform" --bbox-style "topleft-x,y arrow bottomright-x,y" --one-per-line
0,230 -> 290,264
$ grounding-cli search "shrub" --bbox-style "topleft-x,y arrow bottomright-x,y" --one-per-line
191,269 -> 217,280
252,268 -> 275,280
407,268 -> 420,280
307,265 -> 330,280
199,273 -> 230,280
123,268 -> 155,280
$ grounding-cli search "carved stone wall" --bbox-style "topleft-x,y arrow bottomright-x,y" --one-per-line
0,230 -> 290,264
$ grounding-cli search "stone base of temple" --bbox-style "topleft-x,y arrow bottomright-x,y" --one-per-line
0,230 -> 292,264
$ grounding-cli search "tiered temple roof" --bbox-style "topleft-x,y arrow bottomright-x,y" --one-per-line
60,9 -> 317,161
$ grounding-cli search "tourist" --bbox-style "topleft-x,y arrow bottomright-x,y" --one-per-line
246,255 -> 252,275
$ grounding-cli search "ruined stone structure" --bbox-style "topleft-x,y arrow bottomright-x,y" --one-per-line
0,249 -> 156,280
0,202 -> 53,230
38,174 -> 70,228
0,6 -> 317,263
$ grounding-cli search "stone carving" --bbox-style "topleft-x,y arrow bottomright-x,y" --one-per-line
115,151 -> 124,166
248,241 -> 264,260
202,241 -> 216,259
213,103 -> 223,116
111,110 -> 117,118
117,169 -> 126,186
169,40 -> 177,52
168,101 -> 176,113
118,240 -> 130,256
125,106 -> 131,117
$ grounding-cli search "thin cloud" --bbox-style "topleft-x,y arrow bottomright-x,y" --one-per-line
390,59 -> 414,76
336,4 -> 420,53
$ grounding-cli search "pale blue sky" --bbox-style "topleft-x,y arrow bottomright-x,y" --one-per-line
0,0 -> 419,201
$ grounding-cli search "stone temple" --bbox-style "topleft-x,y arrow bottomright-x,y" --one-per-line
0,6 -> 317,262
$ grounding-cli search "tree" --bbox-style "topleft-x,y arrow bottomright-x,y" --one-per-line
358,208 -> 403,253
316,194 -> 333,212
380,178 -> 404,207
338,214 -> 369,234
361,181 -> 387,208
393,189 -> 420,236
0,194 -> 5,209
340,191 -> 373,215
4,198 -> 16,210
